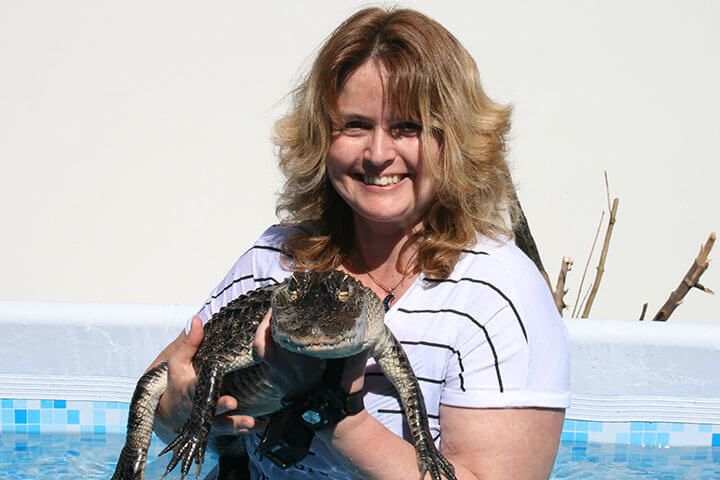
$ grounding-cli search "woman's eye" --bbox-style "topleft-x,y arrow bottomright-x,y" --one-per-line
344,120 -> 370,131
392,122 -> 422,137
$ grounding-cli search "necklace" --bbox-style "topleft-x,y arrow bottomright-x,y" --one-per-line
357,258 -> 411,312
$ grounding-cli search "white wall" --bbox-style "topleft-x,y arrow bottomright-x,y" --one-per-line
1,1 -> 718,321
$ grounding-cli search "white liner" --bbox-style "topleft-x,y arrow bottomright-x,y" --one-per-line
1,301 -> 718,423
565,318 -> 720,422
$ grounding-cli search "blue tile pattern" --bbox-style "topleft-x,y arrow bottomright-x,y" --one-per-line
2,398 -> 720,448
1,399 -> 128,434
552,442 -> 720,479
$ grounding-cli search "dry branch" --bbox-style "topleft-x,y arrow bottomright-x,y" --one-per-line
653,232 -> 716,321
571,211 -> 605,318
581,197 -> 619,318
577,279 -> 594,319
553,257 -> 573,315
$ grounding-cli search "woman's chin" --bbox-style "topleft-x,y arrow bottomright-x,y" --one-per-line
352,210 -> 425,233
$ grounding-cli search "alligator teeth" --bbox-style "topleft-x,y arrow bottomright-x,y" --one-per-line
363,175 -> 402,186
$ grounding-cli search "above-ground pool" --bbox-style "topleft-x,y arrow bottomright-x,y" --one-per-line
1,301 -> 719,478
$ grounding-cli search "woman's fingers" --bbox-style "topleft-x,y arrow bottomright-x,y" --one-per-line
215,394 -> 239,415
152,319 -> 206,442
167,316 -> 204,381
211,413 -> 258,435
180,316 -> 205,363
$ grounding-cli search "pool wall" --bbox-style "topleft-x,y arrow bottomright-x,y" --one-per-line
2,301 -> 719,447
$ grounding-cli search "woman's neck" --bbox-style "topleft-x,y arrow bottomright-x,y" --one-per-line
341,217 -> 423,310
351,218 -> 419,272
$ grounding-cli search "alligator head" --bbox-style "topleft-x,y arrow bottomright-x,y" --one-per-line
270,270 -> 385,358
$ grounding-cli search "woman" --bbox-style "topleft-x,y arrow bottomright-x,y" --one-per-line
150,7 -> 570,479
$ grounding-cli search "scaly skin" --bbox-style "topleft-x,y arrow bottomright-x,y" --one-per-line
112,270 -> 456,480
112,361 -> 169,480
374,328 -> 456,479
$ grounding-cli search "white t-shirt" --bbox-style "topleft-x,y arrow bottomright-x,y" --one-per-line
193,225 -> 570,479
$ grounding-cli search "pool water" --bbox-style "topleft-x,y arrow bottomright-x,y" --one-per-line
553,441 -> 720,479
1,432 -> 719,479
0,432 -> 217,479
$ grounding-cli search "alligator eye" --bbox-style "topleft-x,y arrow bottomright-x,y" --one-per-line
337,285 -> 351,302
337,274 -> 352,301
287,275 -> 299,301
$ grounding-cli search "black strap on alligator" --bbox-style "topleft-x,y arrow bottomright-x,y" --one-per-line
257,358 -> 364,468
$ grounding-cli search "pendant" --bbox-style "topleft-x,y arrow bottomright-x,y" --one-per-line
382,292 -> 394,312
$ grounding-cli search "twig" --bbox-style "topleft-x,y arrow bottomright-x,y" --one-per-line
553,257 -> 573,315
571,211 -> 605,318
577,279 -> 594,319
581,196 -> 619,319
639,302 -> 648,321
604,171 -> 612,213
653,232 -> 716,321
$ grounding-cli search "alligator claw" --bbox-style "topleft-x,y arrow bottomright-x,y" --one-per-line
417,440 -> 456,480
159,420 -> 210,479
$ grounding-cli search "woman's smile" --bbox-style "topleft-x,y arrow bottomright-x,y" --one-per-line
357,174 -> 408,186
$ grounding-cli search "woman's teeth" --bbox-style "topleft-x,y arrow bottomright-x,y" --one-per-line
363,175 -> 402,186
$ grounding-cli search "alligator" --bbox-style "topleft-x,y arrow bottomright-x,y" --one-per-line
111,270 -> 456,480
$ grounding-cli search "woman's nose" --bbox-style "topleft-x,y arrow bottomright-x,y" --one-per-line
364,127 -> 397,166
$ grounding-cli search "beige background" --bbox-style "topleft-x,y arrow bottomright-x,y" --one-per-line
1,1 -> 717,321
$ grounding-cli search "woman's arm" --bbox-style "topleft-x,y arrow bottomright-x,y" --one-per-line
439,405 -> 564,479
312,403 -> 563,479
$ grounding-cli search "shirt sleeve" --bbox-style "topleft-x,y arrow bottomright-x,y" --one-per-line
440,249 -> 570,409
441,302 -> 569,408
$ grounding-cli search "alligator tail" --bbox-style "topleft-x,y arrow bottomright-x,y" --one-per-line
112,361 -> 169,480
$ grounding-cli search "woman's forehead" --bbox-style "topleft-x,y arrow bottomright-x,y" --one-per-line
336,62 -> 424,118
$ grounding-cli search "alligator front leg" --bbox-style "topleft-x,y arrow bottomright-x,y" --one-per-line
158,358 -> 224,479
158,346 -> 256,480
112,361 -> 169,480
373,328 -> 457,480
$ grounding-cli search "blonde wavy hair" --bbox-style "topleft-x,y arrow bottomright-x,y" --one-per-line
274,7 -> 518,278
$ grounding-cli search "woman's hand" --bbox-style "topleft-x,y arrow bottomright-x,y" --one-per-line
152,317 -> 256,444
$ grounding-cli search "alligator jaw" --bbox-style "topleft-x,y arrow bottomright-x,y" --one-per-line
272,307 -> 371,358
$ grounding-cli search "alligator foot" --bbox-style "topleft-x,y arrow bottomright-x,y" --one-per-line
417,441 -> 456,480
158,419 -> 210,479
111,445 -> 147,480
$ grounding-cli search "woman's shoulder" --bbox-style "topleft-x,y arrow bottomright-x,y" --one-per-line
406,235 -> 552,336
454,235 -> 543,288
252,223 -> 303,249
241,224 -> 307,277
447,234 -> 562,334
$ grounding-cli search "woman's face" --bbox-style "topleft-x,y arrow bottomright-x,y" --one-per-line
326,60 -> 439,234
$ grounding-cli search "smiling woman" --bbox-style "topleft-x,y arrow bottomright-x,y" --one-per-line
275,8 -> 516,279
146,6 -> 570,480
